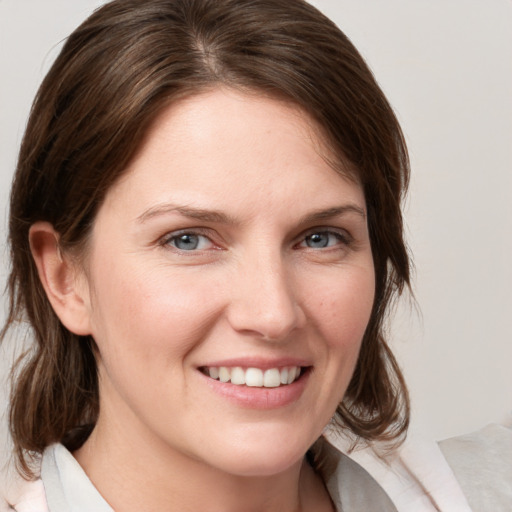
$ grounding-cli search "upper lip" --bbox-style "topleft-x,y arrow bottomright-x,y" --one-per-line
198,357 -> 312,370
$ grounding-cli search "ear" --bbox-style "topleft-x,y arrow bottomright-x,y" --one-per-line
29,221 -> 92,336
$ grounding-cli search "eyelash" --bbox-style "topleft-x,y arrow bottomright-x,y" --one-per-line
159,227 -> 353,253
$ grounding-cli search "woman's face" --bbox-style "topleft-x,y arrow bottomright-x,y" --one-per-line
79,88 -> 375,476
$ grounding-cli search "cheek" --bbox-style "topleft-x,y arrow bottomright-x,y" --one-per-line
298,265 -> 375,427
86,265 -> 225,411
87,260 -> 225,363
309,266 -> 375,351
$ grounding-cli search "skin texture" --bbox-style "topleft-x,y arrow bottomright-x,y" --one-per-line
31,88 -> 375,511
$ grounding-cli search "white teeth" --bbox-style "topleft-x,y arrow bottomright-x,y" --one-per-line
230,367 -> 245,385
245,368 -> 263,387
287,366 -> 297,384
219,367 -> 231,383
204,365 -> 302,388
263,368 -> 281,388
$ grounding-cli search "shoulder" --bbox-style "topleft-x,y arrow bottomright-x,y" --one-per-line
439,423 -> 512,512
324,429 -> 473,511
0,447 -> 48,512
0,472 -> 48,512
319,439 -> 398,511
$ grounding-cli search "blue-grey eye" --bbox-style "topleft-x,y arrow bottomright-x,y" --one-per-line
303,232 -> 342,248
170,233 -> 212,251
174,234 -> 199,250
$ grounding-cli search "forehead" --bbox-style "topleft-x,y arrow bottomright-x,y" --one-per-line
100,87 -> 365,222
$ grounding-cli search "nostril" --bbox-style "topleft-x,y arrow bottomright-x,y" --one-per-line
228,305 -> 305,342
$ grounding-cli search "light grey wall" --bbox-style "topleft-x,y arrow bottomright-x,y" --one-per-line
1,0 -> 511,442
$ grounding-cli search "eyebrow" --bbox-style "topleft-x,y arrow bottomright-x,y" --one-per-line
136,204 -> 237,224
136,202 -> 366,225
298,205 -> 366,224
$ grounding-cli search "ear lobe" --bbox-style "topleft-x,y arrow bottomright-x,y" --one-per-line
29,221 -> 92,336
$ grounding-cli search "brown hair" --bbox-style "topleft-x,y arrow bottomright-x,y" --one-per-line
2,0 -> 410,477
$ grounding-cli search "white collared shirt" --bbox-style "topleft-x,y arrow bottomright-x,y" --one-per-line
3,424 -> 511,511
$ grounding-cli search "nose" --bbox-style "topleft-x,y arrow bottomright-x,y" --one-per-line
226,250 -> 306,342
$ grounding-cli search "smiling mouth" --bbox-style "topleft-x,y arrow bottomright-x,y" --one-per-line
200,366 -> 307,388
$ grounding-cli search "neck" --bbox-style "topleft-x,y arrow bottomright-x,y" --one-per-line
73,413 -> 332,512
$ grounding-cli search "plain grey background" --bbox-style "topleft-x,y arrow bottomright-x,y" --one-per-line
1,0 -> 511,444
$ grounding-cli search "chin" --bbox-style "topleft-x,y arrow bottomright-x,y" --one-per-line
215,452 -> 304,478
201,430 -> 314,478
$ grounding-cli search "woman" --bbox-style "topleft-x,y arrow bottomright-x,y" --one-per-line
0,0 -> 499,510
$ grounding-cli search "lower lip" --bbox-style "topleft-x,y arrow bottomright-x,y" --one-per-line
199,369 -> 310,409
